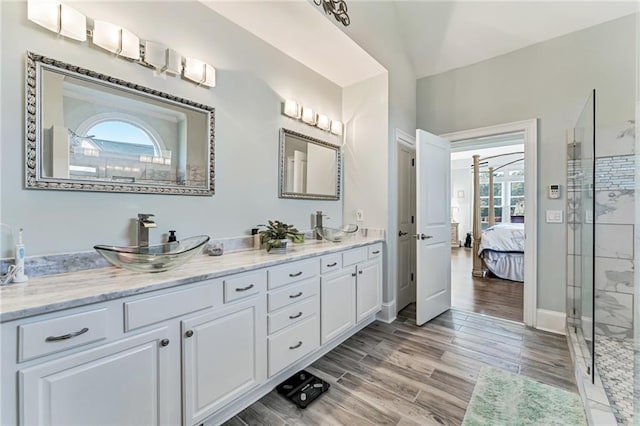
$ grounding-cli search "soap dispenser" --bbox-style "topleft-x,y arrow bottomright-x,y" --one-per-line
13,228 -> 28,283
251,228 -> 261,250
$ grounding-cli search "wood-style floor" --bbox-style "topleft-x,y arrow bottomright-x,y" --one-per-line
451,247 -> 523,322
224,305 -> 576,426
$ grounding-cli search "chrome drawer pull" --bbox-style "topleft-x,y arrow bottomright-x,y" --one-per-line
326,262 -> 337,267
289,292 -> 303,299
45,327 -> 89,342
289,271 -> 303,277
289,312 -> 303,319
289,341 -> 303,350
372,250 -> 380,254
235,284 -> 255,292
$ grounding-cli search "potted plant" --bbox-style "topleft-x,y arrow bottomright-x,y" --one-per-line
259,220 -> 304,253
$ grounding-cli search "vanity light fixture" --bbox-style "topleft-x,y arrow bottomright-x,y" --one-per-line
301,107 -> 317,125
183,57 -> 216,87
283,99 -> 301,119
330,120 -> 344,136
142,41 -> 182,74
316,114 -> 331,131
27,0 -> 86,41
92,20 -> 140,60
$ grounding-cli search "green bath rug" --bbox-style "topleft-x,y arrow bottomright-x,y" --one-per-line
462,367 -> 587,426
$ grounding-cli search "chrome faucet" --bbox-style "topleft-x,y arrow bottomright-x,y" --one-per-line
315,210 -> 329,240
137,214 -> 156,247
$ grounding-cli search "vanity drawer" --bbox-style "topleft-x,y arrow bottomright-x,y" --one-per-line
268,296 -> 319,335
368,243 -> 383,260
224,271 -> 266,303
268,259 -> 320,290
320,253 -> 342,274
342,247 -> 367,267
268,315 -> 319,377
124,283 -> 221,331
19,308 -> 109,362
268,277 -> 319,312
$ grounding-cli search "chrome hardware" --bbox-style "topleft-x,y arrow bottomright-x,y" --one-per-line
185,330 -> 194,338
137,213 -> 156,247
414,233 -> 432,240
160,338 -> 170,347
235,284 -> 255,292
372,250 -> 380,254
398,231 -> 408,237
326,262 -> 337,267
45,327 -> 89,342
289,341 -> 303,350
289,312 -> 303,319
289,292 -> 303,299
289,271 -> 303,277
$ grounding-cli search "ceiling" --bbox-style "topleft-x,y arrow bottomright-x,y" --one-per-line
201,1 -> 637,86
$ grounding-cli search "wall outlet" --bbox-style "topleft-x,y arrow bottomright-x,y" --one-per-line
355,209 -> 364,222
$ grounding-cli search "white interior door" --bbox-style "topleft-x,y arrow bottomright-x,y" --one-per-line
396,143 -> 416,312
416,129 -> 451,326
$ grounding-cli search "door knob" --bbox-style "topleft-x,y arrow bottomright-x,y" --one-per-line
398,231 -> 408,237
414,234 -> 433,240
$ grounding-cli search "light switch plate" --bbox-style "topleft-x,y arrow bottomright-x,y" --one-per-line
546,210 -> 564,223
355,209 -> 364,222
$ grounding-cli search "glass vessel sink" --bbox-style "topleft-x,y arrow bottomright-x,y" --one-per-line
94,235 -> 210,273
316,224 -> 359,242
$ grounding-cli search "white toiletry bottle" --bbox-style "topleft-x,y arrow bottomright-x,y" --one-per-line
13,228 -> 28,283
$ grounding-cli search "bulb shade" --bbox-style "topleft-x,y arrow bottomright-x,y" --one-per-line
283,99 -> 301,118
183,57 -> 216,87
301,107 -> 316,125
330,120 -> 343,135
27,0 -> 59,33
317,114 -> 330,131
59,4 -> 86,41
92,20 -> 139,59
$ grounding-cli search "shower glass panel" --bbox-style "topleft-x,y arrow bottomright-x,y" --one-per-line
572,89 -> 595,384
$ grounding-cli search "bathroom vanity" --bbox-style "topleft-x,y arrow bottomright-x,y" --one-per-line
0,238 -> 383,425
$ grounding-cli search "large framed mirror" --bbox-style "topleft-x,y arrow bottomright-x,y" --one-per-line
279,128 -> 341,200
25,52 -> 215,195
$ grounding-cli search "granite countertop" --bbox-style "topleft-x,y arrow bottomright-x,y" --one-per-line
0,236 -> 383,323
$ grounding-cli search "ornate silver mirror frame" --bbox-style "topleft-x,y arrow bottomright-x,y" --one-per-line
279,128 -> 341,200
25,51 -> 215,195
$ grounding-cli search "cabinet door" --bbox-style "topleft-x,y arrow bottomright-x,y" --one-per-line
356,259 -> 382,323
182,296 -> 266,425
320,268 -> 356,344
19,328 -> 172,426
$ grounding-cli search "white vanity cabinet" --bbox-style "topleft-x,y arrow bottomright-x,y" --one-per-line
19,327 -> 173,426
1,240 -> 384,426
182,293 -> 266,425
321,243 -> 383,344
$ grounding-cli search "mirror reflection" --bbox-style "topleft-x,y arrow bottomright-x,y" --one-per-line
279,128 -> 340,200
27,52 -> 215,195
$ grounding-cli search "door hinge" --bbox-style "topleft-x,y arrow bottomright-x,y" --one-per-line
410,272 -> 414,281
411,216 -> 414,224
411,158 -> 415,166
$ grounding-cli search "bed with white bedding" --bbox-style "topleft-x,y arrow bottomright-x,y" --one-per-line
478,223 -> 525,282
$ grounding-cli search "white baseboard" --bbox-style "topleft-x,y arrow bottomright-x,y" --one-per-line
377,301 -> 397,324
536,309 -> 566,335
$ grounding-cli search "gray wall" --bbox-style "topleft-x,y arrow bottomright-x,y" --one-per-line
1,1 -> 345,257
417,15 -> 636,312
327,2 -> 417,315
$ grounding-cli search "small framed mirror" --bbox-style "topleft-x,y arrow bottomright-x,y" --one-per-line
26,52 -> 215,195
279,128 -> 341,200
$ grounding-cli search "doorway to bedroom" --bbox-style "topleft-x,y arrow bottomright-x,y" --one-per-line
449,132 -> 526,323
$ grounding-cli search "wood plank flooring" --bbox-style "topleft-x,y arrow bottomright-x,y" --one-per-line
451,247 -> 523,322
224,305 -> 576,426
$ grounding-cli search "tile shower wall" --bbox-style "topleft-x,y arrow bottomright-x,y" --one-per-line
567,152 -> 635,339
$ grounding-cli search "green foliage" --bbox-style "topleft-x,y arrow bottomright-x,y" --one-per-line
258,220 -> 304,252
